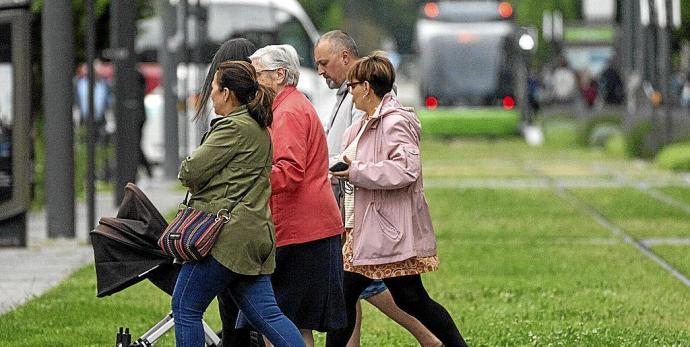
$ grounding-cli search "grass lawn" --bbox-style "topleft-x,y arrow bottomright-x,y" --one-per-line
569,188 -> 690,239
3,136 -> 690,346
651,245 -> 690,278
659,186 -> 690,206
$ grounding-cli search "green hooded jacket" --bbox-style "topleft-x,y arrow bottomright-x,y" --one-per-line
178,106 -> 275,275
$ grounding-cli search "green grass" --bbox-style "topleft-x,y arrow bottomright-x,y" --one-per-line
4,137 -> 690,345
3,187 -> 690,346
652,245 -> 690,278
0,265 -> 187,346
542,117 -> 579,148
569,188 -> 690,239
659,187 -> 690,205
418,108 -> 519,137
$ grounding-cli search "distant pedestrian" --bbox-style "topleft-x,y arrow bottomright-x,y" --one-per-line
527,74 -> 541,115
578,69 -> 598,108
599,60 -> 624,105
74,61 -> 113,180
550,57 -> 577,103
326,53 -> 468,347
172,60 -> 304,347
681,73 -> 690,108
135,70 -> 153,178
314,30 -> 440,347
246,44 -> 346,347
75,61 -> 111,131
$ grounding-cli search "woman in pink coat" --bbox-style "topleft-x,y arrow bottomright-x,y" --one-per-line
327,53 -> 468,347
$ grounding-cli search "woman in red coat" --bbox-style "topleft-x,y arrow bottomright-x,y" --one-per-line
244,44 -> 346,347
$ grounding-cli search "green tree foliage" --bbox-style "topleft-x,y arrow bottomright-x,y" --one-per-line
299,0 -> 344,32
30,0 -> 153,63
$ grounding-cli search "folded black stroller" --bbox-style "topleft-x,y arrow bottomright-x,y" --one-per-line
91,183 -> 221,347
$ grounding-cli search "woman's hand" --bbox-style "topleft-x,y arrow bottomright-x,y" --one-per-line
330,156 -> 352,178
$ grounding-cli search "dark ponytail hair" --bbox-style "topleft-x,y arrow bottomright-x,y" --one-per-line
195,38 -> 257,121
216,61 -> 274,128
248,84 -> 274,127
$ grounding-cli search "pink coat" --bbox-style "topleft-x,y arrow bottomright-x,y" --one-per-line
343,93 -> 437,266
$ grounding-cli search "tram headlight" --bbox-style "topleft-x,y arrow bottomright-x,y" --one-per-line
518,33 -> 535,51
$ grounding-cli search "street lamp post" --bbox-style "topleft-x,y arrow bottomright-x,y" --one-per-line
85,0 -> 96,238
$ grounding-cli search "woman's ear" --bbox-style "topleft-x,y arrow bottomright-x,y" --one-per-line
222,87 -> 230,102
276,68 -> 286,85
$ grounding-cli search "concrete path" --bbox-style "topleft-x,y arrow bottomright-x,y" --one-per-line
0,172 -> 181,315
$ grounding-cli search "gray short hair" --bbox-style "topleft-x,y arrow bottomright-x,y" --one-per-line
317,30 -> 359,58
250,44 -> 300,86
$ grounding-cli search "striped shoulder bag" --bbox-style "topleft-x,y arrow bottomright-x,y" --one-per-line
158,143 -> 271,262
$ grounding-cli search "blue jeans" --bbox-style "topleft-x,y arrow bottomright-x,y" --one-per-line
359,280 -> 387,300
172,256 -> 305,347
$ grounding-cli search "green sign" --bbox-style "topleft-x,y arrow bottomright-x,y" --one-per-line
564,26 -> 615,43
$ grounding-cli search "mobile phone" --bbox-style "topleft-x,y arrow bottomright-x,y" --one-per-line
329,161 -> 349,172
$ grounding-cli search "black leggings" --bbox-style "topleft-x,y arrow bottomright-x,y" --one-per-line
326,272 -> 468,347
217,288 -> 260,346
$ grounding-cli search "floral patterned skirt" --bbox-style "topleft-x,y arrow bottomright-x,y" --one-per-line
342,229 -> 439,280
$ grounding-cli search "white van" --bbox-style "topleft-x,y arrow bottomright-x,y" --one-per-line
138,0 -> 335,162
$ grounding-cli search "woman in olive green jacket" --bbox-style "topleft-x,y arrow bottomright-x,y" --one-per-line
171,60 -> 305,347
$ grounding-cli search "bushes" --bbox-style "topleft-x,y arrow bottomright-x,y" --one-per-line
417,108 -> 520,138
576,114 -> 623,147
419,109 -> 520,137
574,115 -> 659,159
624,121 -> 655,159
541,117 -> 578,147
656,142 -> 690,172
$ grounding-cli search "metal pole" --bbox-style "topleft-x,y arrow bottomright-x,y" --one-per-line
42,0 -> 75,238
621,0 -> 634,76
190,1 -> 208,144
177,0 -> 189,157
86,0 -> 96,235
515,51 -> 529,125
661,0 -> 674,144
159,0 -> 180,179
635,0 -> 646,75
111,0 -> 140,204
647,0 -> 661,153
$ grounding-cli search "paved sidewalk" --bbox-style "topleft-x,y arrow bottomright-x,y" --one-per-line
0,173 -> 182,315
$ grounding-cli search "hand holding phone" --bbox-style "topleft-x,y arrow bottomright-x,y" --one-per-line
329,161 -> 349,172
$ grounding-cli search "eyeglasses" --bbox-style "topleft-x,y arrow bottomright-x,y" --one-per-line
347,81 -> 364,92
